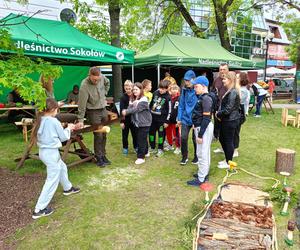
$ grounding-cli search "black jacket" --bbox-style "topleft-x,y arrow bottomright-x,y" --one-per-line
149,90 -> 171,123
119,93 -> 131,124
216,88 -> 240,122
169,95 -> 180,124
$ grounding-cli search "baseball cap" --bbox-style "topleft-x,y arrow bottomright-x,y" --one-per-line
184,70 -> 196,81
191,76 -> 209,87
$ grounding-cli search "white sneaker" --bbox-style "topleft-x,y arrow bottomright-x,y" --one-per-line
164,144 -> 174,151
145,152 -> 150,157
218,162 -> 229,169
135,158 -> 145,165
214,148 -> 224,154
233,150 -> 239,158
254,114 -> 261,118
218,160 -> 226,165
156,149 -> 164,157
174,147 -> 181,155
149,148 -> 156,154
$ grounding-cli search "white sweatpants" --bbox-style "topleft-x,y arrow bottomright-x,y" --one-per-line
34,148 -> 72,212
194,122 -> 214,182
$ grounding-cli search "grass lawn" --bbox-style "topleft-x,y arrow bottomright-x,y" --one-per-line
1,109 -> 299,249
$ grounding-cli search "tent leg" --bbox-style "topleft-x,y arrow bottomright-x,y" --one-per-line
131,65 -> 134,83
157,64 -> 160,85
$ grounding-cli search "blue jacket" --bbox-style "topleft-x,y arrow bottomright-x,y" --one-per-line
177,87 -> 198,126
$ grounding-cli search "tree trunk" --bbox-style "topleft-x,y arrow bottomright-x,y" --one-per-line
171,0 -> 203,38
275,148 -> 296,174
108,0 -> 122,101
212,0 -> 232,51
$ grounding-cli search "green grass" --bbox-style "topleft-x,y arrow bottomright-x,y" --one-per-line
1,110 -> 299,249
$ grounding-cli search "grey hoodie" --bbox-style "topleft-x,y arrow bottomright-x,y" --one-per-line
126,96 -> 152,128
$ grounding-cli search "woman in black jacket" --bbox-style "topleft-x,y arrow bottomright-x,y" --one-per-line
215,71 -> 240,169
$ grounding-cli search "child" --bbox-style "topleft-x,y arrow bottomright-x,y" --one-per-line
122,83 -> 152,165
31,98 -> 80,219
142,79 -> 153,103
149,80 -> 171,157
120,80 -> 137,155
165,84 -> 181,154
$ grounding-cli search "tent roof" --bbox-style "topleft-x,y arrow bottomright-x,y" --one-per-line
0,13 -> 134,65
135,34 -> 261,69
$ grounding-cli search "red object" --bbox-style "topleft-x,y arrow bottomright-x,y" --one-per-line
284,187 -> 293,193
200,182 -> 214,191
165,124 -> 180,147
0,103 -> 5,108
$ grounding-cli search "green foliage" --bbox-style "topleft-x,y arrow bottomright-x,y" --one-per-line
264,186 -> 299,208
0,29 -> 62,110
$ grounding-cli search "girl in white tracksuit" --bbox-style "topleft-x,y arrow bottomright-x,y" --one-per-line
31,98 -> 79,219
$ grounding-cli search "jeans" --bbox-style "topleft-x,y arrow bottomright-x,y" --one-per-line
255,95 -> 266,115
180,124 -> 197,159
137,126 -> 150,158
194,123 -> 214,182
219,120 -> 239,163
34,148 -> 72,212
122,120 -> 137,149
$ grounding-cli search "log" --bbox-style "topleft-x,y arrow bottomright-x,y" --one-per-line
275,148 -> 296,174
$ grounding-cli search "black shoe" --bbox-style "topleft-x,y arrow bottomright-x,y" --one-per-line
193,174 -> 209,182
187,178 -> 203,186
180,158 -> 188,165
102,156 -> 111,165
96,157 -> 107,168
63,186 -> 80,196
32,207 -> 53,219
191,157 -> 198,165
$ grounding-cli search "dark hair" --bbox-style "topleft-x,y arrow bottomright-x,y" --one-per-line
239,72 -> 249,86
30,98 -> 59,146
220,63 -> 229,67
73,85 -> 79,90
89,66 -> 100,76
159,79 -> 170,89
132,82 -> 144,100
141,79 -> 151,88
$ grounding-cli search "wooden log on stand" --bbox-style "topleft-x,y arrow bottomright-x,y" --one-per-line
275,148 -> 296,174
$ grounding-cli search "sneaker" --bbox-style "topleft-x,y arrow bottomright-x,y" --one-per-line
214,148 -> 224,154
174,147 -> 181,155
218,161 -> 229,169
32,207 -> 53,219
218,160 -> 226,165
123,148 -> 128,155
149,148 -> 156,154
63,187 -> 80,196
156,149 -> 164,157
103,156 -> 111,165
192,157 -> 198,165
135,158 -> 145,165
180,158 -> 188,165
164,144 -> 174,151
187,178 -> 203,186
193,174 -> 209,182
145,152 -> 150,157
254,114 -> 261,118
96,157 -> 107,168
233,150 -> 239,158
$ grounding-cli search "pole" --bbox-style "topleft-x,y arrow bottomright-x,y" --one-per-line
131,65 -> 134,83
263,39 -> 269,82
157,64 -> 160,86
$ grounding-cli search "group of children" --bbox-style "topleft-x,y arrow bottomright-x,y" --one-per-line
120,78 -> 181,165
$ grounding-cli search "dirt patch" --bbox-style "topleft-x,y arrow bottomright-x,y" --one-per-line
0,168 -> 44,249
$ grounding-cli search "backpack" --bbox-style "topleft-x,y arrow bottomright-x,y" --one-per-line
203,91 -> 219,114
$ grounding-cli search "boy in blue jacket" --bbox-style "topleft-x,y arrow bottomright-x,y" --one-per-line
177,70 -> 198,165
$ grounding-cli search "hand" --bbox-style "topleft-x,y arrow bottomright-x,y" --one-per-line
196,137 -> 203,144
58,101 -> 65,107
122,110 -> 127,116
67,123 -> 75,131
75,122 -> 84,130
176,121 -> 181,127
163,123 -> 169,128
120,123 -> 125,129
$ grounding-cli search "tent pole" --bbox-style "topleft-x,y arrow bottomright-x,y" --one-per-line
157,64 -> 160,85
131,65 -> 134,83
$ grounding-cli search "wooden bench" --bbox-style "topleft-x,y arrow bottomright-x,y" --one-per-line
15,118 -> 34,142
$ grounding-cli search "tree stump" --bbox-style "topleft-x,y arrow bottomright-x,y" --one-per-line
275,148 -> 296,174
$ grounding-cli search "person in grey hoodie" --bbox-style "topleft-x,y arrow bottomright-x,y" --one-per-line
31,98 -> 80,219
122,82 -> 152,165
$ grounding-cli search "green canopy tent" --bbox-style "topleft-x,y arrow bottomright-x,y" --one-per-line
133,34 -> 262,83
0,13 -> 134,65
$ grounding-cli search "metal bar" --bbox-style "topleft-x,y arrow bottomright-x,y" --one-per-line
131,65 -> 134,83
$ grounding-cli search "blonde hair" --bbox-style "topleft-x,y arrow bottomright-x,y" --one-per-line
224,71 -> 241,97
124,80 -> 133,87
142,79 -> 151,88
170,84 -> 180,92
39,75 -> 53,93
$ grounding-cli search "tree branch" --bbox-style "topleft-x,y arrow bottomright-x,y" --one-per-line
0,10 -> 45,27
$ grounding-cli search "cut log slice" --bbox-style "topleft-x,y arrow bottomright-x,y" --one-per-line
275,148 -> 296,174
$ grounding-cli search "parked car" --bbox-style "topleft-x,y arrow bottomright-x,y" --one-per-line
272,78 -> 293,95
284,78 -> 295,87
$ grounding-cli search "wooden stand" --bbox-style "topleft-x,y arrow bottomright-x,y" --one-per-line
275,148 -> 296,174
263,96 -> 274,114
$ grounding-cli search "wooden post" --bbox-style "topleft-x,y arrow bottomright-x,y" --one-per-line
275,148 -> 296,174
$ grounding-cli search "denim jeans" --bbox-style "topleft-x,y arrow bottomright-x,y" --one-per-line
255,95 -> 266,115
